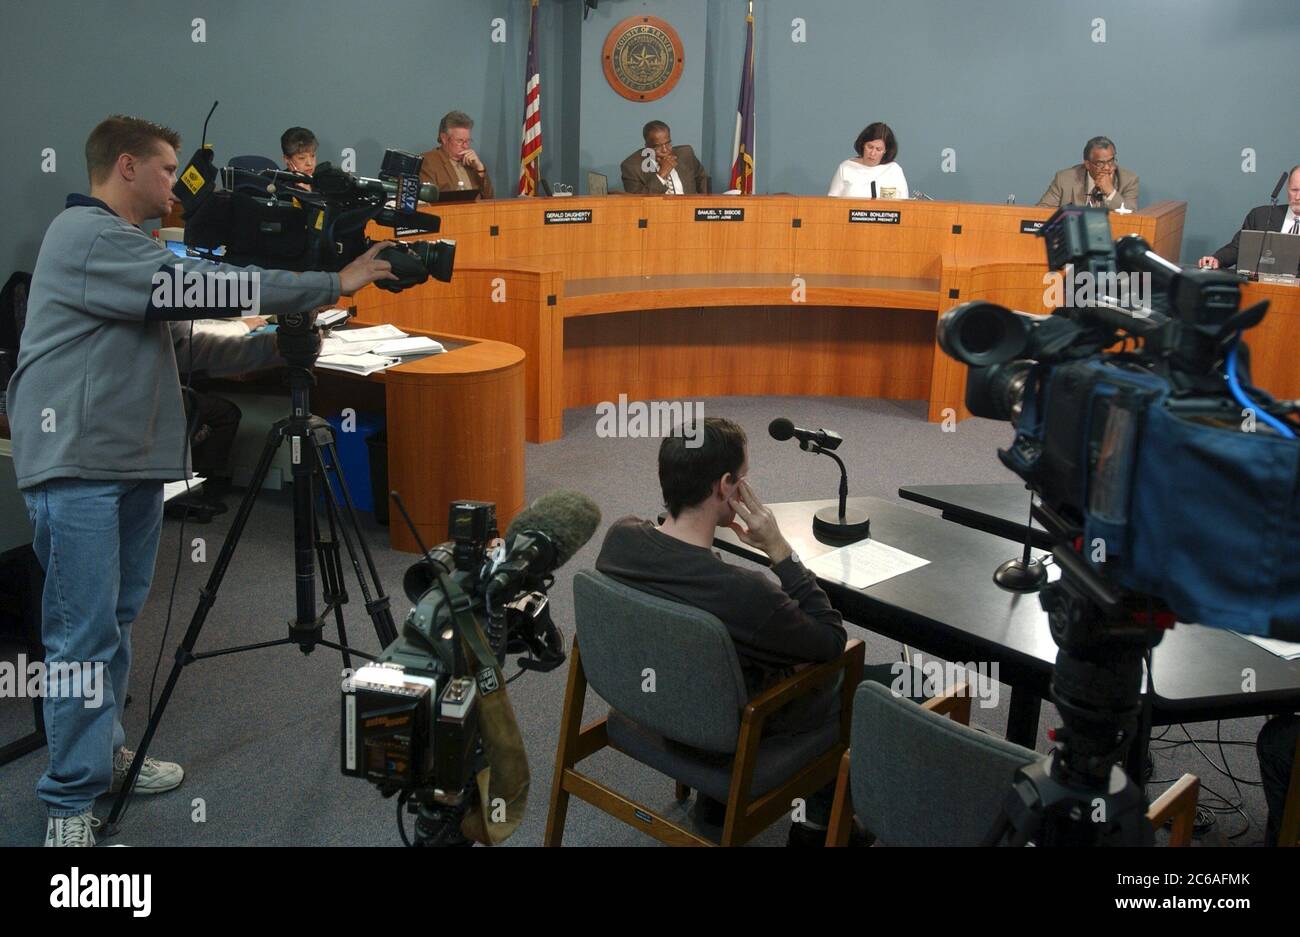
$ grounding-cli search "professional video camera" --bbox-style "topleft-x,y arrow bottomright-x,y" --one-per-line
342,491 -> 600,846
170,104 -> 455,336
937,206 -> 1300,845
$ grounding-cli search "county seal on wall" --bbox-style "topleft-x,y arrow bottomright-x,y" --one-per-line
602,16 -> 685,102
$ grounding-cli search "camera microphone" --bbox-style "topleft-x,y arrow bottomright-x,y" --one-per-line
312,164 -> 440,204
486,490 -> 601,597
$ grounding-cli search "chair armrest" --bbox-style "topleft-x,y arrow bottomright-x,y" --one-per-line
921,682 -> 971,725
1146,773 -> 1200,846
742,639 -> 865,724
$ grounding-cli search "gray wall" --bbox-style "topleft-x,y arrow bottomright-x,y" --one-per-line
2,0 -> 1297,276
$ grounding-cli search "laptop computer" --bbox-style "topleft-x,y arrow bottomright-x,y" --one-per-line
1236,230 -> 1300,278
586,171 -> 608,197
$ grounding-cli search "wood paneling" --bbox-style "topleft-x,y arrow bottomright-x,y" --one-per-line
351,196 -> 1189,442
1240,281 -> 1300,400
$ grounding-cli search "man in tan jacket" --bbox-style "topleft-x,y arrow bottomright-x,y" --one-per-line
420,110 -> 494,200
1038,136 -> 1138,210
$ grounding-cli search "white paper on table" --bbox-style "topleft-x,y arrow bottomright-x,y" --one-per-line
332,323 -> 407,344
805,538 -> 930,589
1237,633 -> 1300,661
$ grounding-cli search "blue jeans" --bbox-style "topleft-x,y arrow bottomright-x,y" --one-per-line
23,478 -> 163,817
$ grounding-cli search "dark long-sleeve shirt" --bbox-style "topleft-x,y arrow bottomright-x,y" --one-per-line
595,517 -> 846,730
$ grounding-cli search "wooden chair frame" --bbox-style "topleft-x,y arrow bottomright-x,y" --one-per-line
544,637 -> 865,846
826,685 -> 1201,846
1278,734 -> 1300,847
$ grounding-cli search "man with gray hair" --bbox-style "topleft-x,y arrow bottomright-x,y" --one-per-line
419,110 -> 494,200
1038,135 -> 1139,209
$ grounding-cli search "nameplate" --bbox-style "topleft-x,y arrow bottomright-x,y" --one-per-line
543,209 -> 593,225
849,209 -> 900,225
1020,220 -> 1046,234
694,207 -> 745,222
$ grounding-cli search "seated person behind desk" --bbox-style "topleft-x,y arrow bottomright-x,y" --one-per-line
596,417 -> 876,844
1199,164 -> 1300,269
280,126 -> 317,189
1038,135 -> 1138,209
420,110 -> 494,200
828,121 -> 908,199
620,120 -> 708,195
165,316 -> 272,520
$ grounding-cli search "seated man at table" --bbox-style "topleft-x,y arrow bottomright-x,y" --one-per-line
620,120 -> 708,195
1199,165 -> 1300,269
420,110 -> 494,200
1038,135 -> 1139,210
595,416 -> 874,844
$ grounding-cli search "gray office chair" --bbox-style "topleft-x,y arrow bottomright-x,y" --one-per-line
827,680 -> 1200,846
545,569 -> 863,846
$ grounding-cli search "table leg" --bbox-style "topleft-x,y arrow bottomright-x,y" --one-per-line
1006,689 -> 1042,749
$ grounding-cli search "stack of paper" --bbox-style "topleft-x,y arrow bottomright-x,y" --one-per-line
315,353 -> 399,376
315,308 -> 351,328
315,324 -> 444,374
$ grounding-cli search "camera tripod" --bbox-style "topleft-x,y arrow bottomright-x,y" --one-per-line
984,517 -> 1165,846
103,330 -> 398,834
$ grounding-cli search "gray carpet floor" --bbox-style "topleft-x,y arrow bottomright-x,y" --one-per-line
0,395 -> 1278,846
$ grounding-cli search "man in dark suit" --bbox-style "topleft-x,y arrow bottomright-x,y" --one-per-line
1200,165 -> 1300,269
620,120 -> 708,195
1038,135 -> 1139,209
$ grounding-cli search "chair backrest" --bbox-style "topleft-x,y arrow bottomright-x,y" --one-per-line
572,569 -> 748,753
850,681 -> 1036,846
227,155 -> 279,193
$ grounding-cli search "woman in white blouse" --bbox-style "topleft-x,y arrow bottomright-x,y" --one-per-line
828,122 -> 909,199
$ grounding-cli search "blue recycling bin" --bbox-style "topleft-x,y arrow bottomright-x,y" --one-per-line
324,411 -> 385,514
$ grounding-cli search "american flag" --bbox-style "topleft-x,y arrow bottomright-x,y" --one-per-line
517,0 -> 542,196
728,6 -> 756,194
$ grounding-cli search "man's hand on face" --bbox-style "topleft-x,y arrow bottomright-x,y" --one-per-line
727,479 -> 793,566
657,151 -> 678,179
1092,166 -> 1116,195
338,241 -> 398,295
461,147 -> 485,173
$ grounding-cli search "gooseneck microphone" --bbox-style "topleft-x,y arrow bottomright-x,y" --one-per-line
768,418 -> 870,543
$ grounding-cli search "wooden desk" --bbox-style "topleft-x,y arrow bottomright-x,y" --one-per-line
1241,279 -> 1300,400
310,325 -> 526,553
353,196 -> 1188,442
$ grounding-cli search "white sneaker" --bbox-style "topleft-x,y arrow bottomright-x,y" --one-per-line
111,746 -> 184,794
45,811 -> 100,847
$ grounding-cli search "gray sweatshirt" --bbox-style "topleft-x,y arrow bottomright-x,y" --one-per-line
6,194 -> 340,488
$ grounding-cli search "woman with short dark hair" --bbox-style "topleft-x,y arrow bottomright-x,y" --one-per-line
828,121 -> 909,199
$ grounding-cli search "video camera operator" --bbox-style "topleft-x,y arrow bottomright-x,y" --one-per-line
5,114 -> 396,847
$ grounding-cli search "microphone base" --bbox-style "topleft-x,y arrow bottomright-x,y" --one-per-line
813,507 -> 870,545
994,556 -> 1048,593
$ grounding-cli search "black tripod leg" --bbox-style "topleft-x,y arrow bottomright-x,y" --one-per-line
311,469 -> 353,672
104,423 -> 282,833
312,433 -> 397,647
